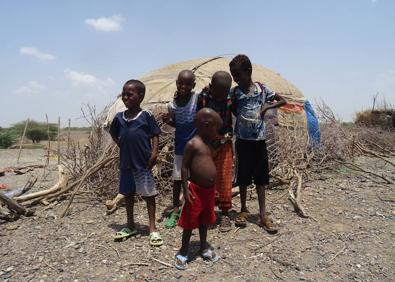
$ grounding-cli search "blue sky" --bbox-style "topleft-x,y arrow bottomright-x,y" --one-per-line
1,0 -> 394,127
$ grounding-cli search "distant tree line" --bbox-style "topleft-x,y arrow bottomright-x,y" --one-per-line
0,120 -> 58,148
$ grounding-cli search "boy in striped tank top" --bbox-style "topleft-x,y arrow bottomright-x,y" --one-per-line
162,70 -> 198,228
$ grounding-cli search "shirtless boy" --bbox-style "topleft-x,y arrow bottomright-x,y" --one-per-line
175,108 -> 223,270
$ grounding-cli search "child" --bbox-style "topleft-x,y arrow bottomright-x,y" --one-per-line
175,108 -> 223,270
162,70 -> 198,228
229,55 -> 286,234
109,79 -> 163,246
197,71 -> 234,232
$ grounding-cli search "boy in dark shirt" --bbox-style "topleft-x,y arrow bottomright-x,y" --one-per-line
109,79 -> 163,246
197,71 -> 234,232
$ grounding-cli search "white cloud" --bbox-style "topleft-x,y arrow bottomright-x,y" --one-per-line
20,47 -> 56,60
64,69 -> 114,90
15,80 -> 46,95
85,15 -> 124,32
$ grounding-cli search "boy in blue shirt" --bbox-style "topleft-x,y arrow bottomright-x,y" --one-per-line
110,79 -> 163,246
229,55 -> 286,234
162,70 -> 198,228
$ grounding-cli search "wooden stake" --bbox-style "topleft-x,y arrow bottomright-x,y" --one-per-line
17,118 -> 29,164
67,118 -> 71,151
57,117 -> 61,165
42,114 -> 50,179
46,114 -> 50,165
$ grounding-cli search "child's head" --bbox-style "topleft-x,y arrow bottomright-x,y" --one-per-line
229,54 -> 252,89
176,70 -> 196,98
209,71 -> 232,101
195,108 -> 223,141
122,79 -> 145,109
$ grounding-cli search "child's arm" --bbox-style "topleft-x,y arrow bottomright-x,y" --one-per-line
261,93 -> 286,118
161,113 -> 176,127
181,141 -> 195,204
109,116 -> 120,147
161,102 -> 176,127
147,135 -> 159,169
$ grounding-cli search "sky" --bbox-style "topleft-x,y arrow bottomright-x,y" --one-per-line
0,0 -> 394,127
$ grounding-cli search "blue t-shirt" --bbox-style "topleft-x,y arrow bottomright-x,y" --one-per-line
168,93 -> 197,155
231,82 -> 275,141
109,110 -> 161,170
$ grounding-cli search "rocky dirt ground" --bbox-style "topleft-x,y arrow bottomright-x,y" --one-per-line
0,149 -> 394,282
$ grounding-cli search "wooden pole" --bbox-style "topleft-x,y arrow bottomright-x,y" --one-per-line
46,114 -> 50,164
67,118 -> 71,151
57,117 -> 61,165
42,114 -> 50,179
17,118 -> 29,164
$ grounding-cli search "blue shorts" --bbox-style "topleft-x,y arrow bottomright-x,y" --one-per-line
119,169 -> 157,197
119,169 -> 136,196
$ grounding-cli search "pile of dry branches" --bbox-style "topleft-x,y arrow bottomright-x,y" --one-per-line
265,102 -> 394,217
1,103 -> 394,221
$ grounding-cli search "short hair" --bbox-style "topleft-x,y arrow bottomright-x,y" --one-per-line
211,71 -> 232,87
178,69 -> 196,82
229,54 -> 252,75
123,79 -> 146,97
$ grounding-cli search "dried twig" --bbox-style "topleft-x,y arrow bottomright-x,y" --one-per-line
326,245 -> 347,264
150,256 -> 172,268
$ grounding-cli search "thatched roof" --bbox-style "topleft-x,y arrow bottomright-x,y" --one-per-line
104,56 -> 306,126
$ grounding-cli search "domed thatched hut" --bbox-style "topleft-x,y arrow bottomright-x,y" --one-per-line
104,56 -> 308,127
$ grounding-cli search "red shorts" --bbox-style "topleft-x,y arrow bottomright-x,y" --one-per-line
178,181 -> 216,230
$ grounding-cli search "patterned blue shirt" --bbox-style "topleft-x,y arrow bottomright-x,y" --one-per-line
109,110 -> 161,170
168,93 -> 197,155
231,82 -> 275,141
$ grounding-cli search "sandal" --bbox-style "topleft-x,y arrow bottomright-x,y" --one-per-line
175,253 -> 188,270
235,211 -> 249,228
219,215 -> 232,232
201,248 -> 220,263
260,215 -> 278,234
149,231 -> 163,246
164,211 -> 180,229
114,227 -> 138,241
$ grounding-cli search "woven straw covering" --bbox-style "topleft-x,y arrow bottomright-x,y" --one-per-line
104,57 -> 306,126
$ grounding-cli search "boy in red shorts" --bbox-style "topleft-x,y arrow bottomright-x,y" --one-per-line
175,108 -> 223,270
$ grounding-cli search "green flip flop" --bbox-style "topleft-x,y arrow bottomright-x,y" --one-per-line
114,227 -> 138,241
164,211 -> 180,229
149,231 -> 163,246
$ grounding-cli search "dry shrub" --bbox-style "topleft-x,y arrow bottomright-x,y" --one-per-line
355,109 -> 395,129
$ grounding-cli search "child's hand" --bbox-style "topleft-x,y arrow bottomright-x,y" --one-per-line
222,133 -> 232,143
160,112 -> 172,124
183,186 -> 194,204
260,103 -> 271,118
147,153 -> 158,169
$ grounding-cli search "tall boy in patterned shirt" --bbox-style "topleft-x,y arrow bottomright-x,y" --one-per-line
229,55 -> 286,234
